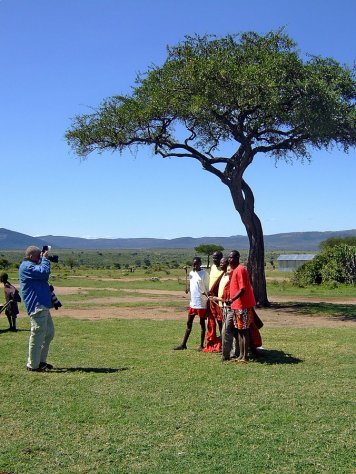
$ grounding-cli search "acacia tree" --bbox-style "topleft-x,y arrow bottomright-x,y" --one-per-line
66,30 -> 356,306
194,244 -> 224,268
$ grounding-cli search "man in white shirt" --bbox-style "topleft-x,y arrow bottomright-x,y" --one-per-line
174,257 -> 209,351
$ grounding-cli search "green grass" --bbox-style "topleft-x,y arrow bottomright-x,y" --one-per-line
270,302 -> 356,321
0,317 -> 355,473
267,280 -> 356,298
52,274 -> 187,291
61,301 -> 183,310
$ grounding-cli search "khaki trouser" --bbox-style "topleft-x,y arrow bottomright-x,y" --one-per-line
27,309 -> 55,369
222,306 -> 239,360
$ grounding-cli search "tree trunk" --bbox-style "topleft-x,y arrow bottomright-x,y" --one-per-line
229,178 -> 269,307
245,212 -> 269,307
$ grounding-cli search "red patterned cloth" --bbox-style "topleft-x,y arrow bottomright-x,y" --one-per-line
233,307 -> 254,330
188,307 -> 207,318
202,307 -> 222,352
232,308 -> 263,348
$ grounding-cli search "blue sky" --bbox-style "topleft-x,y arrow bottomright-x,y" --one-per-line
1,0 -> 355,239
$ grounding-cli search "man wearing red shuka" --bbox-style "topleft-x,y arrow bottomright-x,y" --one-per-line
226,250 -> 256,363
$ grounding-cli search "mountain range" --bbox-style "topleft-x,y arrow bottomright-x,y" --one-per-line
1,228 -> 356,251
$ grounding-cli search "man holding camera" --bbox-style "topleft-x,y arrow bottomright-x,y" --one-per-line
19,246 -> 55,371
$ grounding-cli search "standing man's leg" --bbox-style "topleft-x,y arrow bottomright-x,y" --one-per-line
11,315 -> 17,331
237,330 -> 243,361
235,309 -> 250,362
232,328 -> 240,358
198,316 -> 206,351
217,319 -> 223,337
174,314 -> 195,350
27,310 -> 48,370
238,329 -> 250,362
6,313 -> 13,330
222,308 -> 234,360
40,310 -> 55,366
221,308 -> 227,358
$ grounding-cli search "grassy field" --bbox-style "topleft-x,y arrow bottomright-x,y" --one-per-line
0,319 -> 355,473
0,263 -> 355,473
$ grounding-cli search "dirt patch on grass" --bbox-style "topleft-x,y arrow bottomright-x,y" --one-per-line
55,286 -> 355,328
57,305 -> 355,328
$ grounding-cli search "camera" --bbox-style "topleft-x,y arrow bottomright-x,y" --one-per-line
49,285 -> 62,310
42,245 -> 59,263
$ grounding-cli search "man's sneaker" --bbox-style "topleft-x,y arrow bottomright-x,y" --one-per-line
39,362 -> 54,370
26,365 -> 46,372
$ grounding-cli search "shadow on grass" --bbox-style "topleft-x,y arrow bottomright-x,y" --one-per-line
269,302 -> 356,322
0,328 -> 11,334
252,349 -> 303,365
51,367 -> 130,374
0,328 -> 29,334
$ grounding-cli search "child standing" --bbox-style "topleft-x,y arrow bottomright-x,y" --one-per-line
1,273 -> 21,331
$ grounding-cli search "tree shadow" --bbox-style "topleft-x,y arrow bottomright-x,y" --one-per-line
269,302 -> 356,322
251,349 -> 303,365
50,367 -> 130,374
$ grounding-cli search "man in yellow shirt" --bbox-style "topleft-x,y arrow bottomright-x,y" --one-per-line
208,251 -> 224,335
209,251 -> 224,290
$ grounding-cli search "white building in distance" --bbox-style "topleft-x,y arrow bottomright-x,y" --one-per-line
277,254 -> 316,272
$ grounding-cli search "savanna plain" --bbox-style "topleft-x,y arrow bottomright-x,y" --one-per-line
0,249 -> 355,473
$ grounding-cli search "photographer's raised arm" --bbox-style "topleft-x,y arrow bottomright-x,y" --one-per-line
20,258 -> 51,280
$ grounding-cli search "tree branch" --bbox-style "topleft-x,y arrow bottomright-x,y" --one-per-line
253,133 -> 310,154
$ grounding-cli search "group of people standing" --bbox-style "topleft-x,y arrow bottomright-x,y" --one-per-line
2,245 -> 262,371
174,250 -> 263,363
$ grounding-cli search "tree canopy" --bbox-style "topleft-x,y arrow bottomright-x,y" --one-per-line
194,244 -> 224,268
66,29 -> 356,305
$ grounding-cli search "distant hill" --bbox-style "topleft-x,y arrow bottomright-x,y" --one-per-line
0,228 -> 49,250
1,228 -> 356,251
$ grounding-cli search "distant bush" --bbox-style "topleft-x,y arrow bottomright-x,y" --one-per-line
293,244 -> 356,286
0,258 -> 10,269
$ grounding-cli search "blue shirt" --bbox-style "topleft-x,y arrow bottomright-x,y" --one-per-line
19,257 -> 52,315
